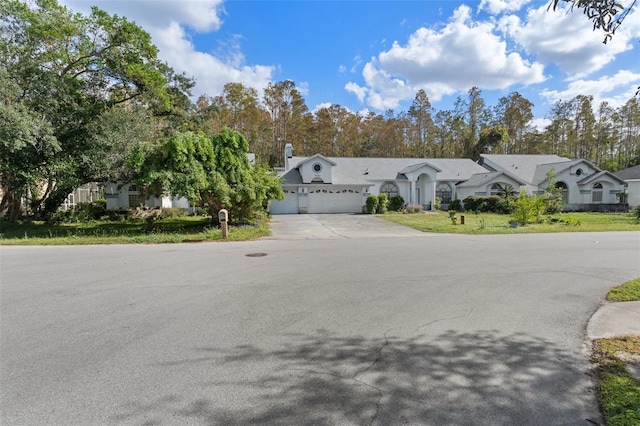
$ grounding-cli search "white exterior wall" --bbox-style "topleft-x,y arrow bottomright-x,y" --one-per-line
456,176 -> 524,202
626,180 -> 640,207
299,158 -> 334,184
104,182 -> 189,210
270,185 -> 368,214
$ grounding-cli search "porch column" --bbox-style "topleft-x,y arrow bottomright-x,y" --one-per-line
410,180 -> 416,205
432,181 -> 437,211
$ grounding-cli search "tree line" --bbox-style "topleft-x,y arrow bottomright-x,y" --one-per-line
1,0 -> 638,222
195,82 -> 639,171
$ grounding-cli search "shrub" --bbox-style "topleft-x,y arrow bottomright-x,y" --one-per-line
449,199 -> 463,211
434,196 -> 441,210
366,195 -> 379,214
635,205 -> 640,220
405,204 -> 423,214
388,195 -> 404,212
512,192 -> 546,225
376,193 -> 389,214
462,195 -> 513,214
160,207 -> 188,218
48,201 -> 106,224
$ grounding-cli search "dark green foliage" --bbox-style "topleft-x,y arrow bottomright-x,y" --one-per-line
48,201 -> 107,224
389,195 -> 404,212
462,196 -> 514,214
135,129 -> 282,225
449,199 -> 463,211
376,193 -> 389,214
366,195 -> 378,214
388,195 -> 404,212
0,0 -> 186,221
635,205 -> 640,220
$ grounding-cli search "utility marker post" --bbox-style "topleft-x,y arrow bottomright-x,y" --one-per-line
218,209 -> 229,239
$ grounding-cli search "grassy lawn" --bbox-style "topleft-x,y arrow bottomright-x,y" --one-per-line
607,278 -> 640,302
593,336 -> 640,426
0,216 -> 269,245
593,278 -> 640,426
380,211 -> 639,234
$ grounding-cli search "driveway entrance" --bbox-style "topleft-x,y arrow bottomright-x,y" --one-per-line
266,213 -> 428,240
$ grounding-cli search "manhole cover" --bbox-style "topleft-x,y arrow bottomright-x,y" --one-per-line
245,252 -> 267,257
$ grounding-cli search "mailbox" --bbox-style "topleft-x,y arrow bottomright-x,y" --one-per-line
218,209 -> 228,223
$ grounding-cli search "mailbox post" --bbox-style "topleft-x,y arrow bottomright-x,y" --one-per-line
218,209 -> 228,239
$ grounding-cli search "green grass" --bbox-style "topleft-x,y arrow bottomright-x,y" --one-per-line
593,336 -> 640,426
607,278 -> 640,302
380,211 -> 639,234
0,216 -> 269,245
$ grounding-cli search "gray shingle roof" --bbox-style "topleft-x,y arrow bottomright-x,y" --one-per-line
614,164 -> 640,180
456,172 -> 503,188
481,154 -> 571,184
286,156 -> 487,185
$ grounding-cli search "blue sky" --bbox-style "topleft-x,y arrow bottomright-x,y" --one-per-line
62,0 -> 640,127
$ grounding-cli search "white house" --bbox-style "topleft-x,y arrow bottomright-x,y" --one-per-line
102,182 -> 190,211
479,154 -> 627,211
270,144 -> 488,214
270,145 -> 627,214
614,165 -> 640,208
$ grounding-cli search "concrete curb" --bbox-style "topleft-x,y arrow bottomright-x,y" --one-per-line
587,301 -> 640,340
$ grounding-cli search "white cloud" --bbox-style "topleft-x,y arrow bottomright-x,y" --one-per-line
348,5 -> 545,110
351,55 -> 363,73
297,81 -> 310,97
499,3 -> 637,77
540,70 -> 640,109
530,118 -> 551,132
63,0 -> 225,32
151,22 -> 273,98
61,0 -> 275,99
345,82 -> 367,104
478,0 -> 531,15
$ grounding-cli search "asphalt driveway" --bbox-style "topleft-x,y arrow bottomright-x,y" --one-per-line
266,213 -> 428,239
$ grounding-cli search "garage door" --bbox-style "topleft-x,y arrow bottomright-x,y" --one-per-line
270,189 -> 298,214
308,188 -> 364,214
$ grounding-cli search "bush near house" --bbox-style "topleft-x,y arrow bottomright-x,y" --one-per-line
48,200 -> 107,224
366,195 -> 378,214
405,204 -> 423,214
462,196 -> 514,214
388,195 -> 404,212
377,194 -> 389,214
449,199 -> 463,211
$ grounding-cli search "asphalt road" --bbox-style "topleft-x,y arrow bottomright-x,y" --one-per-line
1,215 -> 639,425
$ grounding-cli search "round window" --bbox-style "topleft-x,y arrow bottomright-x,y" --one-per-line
576,168 -> 582,176
313,163 -> 322,173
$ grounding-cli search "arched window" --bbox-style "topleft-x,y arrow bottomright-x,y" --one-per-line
592,182 -> 603,203
436,182 -> 452,204
380,182 -> 399,198
490,183 -> 514,197
555,182 -> 568,204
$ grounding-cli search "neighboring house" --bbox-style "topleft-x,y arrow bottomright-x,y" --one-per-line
270,145 -> 627,214
102,182 -> 190,211
614,164 -> 640,207
479,154 -> 627,211
270,144 -> 489,214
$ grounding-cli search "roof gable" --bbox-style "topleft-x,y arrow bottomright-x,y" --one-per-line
577,170 -> 626,185
481,154 -> 571,184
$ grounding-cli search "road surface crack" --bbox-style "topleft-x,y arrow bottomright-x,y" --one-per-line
414,306 -> 475,333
